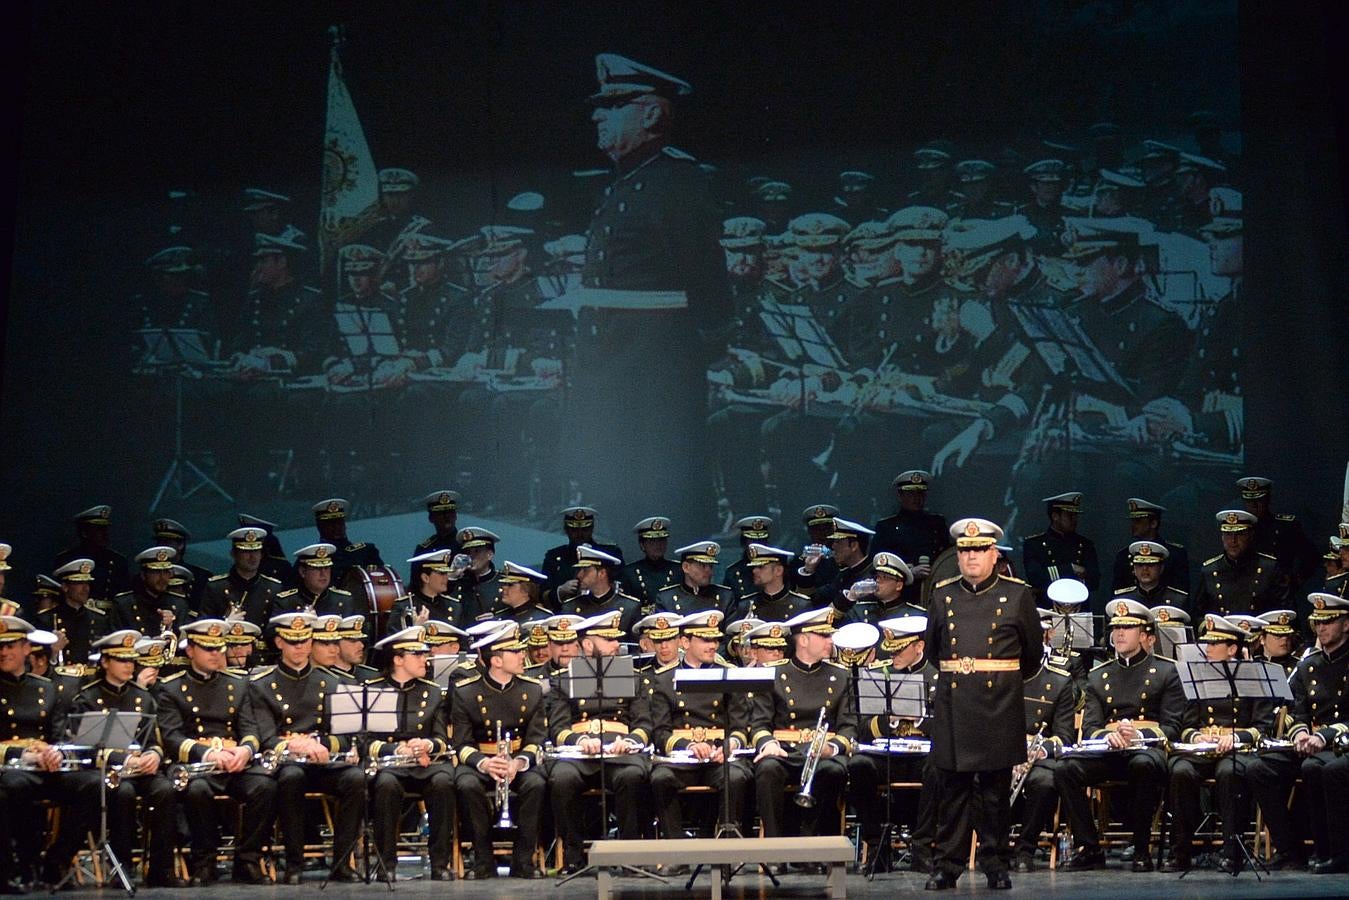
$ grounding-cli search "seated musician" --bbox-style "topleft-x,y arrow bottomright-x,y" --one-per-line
743,619 -> 789,665
157,619 -> 275,885
1011,611 -> 1080,872
270,543 -> 360,620
749,607 -> 857,858
723,616 -> 763,666
647,611 -> 752,851
1256,609 -> 1299,674
333,614 -> 381,682
1163,614 -> 1273,872
388,550 -> 467,632
199,527 -> 285,627
1054,599 -> 1183,871
249,613 -> 364,884
633,613 -> 682,670
545,611 -> 653,874
844,552 -> 925,627
61,630 -> 182,888
223,620 -> 262,674
450,623 -> 548,879
845,614 -> 939,873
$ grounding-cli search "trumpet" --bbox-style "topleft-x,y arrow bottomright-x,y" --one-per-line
794,706 -> 830,809
1058,735 -> 1168,758
1010,729 -> 1047,804
495,721 -> 513,829
364,749 -> 450,777
4,755 -> 93,773
171,761 -> 220,790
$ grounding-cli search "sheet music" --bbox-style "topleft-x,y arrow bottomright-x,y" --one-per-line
757,300 -> 848,369
334,307 -> 400,357
1008,301 -> 1131,395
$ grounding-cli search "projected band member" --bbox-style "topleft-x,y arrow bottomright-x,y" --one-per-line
922,518 -> 1040,891
1055,600 -> 1184,872
230,232 -> 334,376
570,53 -> 729,533
1192,510 -> 1288,616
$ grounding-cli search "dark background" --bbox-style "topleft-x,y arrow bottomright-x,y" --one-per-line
0,0 -> 1346,589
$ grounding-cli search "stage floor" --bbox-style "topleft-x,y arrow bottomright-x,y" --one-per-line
89,866 -> 1349,898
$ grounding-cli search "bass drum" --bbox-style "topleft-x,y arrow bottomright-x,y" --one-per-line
343,565 -> 406,637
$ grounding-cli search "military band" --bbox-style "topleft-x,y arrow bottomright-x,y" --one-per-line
6,497 -> 1349,891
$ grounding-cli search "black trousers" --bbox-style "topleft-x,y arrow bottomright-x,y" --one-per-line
1298,751 -> 1349,862
273,763 -> 365,872
650,759 -> 750,838
0,770 -> 79,883
453,766 -> 546,869
548,760 -> 648,867
1167,754 -> 1253,858
1013,761 -> 1060,856
370,766 -> 455,872
1242,751 -> 1300,858
931,766 -> 1012,877
62,771 -> 177,880
753,756 -> 847,838
1054,749 -> 1166,852
181,770 -> 278,871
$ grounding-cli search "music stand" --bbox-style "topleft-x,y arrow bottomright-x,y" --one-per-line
1173,649 -> 1292,880
554,654 -> 664,887
429,654 -> 473,689
673,666 -> 779,891
143,327 -> 234,513
1155,623 -> 1193,661
56,711 -> 143,895
856,670 -> 930,879
322,683 -> 399,889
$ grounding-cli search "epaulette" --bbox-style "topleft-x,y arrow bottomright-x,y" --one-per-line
347,543 -> 367,551
1153,653 -> 1176,664
453,673 -> 482,687
1165,586 -> 1189,597
415,677 -> 440,687
656,584 -> 680,594
416,537 -> 435,550
474,610 -> 495,621
765,658 -> 790,667
615,590 -> 640,603
1113,586 -> 1134,595
517,674 -> 541,685
1046,654 -> 1071,668
654,661 -> 678,674
1024,532 -> 1048,542
366,676 -> 386,684
330,588 -> 352,597
872,274 -> 904,288
160,671 -> 185,683
788,590 -> 811,600
1204,554 -> 1224,566
300,285 -> 321,297
249,666 -> 276,680
276,588 -> 298,599
259,574 -> 282,584
28,672 -> 52,684
823,660 -> 849,671
934,575 -> 961,588
88,606 -> 107,617
661,145 -> 697,162
227,667 -> 249,677
736,590 -> 757,602
866,660 -> 891,671
1276,514 -> 1296,522
1089,658 -> 1114,672
1045,663 -> 1072,678
999,575 -> 1028,585
1170,541 -> 1184,548
208,574 -> 229,582
110,591 -> 134,601
1258,552 -> 1278,561
845,274 -> 870,290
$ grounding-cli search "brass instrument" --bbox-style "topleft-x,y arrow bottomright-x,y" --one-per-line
794,706 -> 830,809
1010,728 -> 1047,803
541,744 -> 654,761
1058,735 -> 1168,758
364,748 -> 451,777
856,737 -> 931,756
171,761 -> 221,790
494,721 -> 513,828
4,756 -> 93,773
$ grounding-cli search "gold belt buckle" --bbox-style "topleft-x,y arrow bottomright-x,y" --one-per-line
584,719 -> 603,735
957,656 -> 975,675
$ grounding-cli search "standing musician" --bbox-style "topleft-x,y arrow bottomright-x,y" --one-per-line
450,623 -> 548,879
560,546 -> 641,638
545,611 -> 653,875
248,612 -> 364,883
749,606 -> 857,856
1009,614 -> 1079,872
727,543 -> 812,623
270,543 -> 360,619
922,518 -> 1041,891
40,559 -> 111,671
618,516 -> 681,611
0,616 -> 75,892
845,615 -> 939,873
844,551 -> 924,626
1054,599 -> 1185,872
1162,614 -> 1273,872
62,630 -> 182,888
647,610 -> 752,848
156,619 -> 275,885
109,546 -> 189,636
365,626 -> 457,880
388,550 -> 467,632
656,541 -> 735,616
198,527 -> 285,626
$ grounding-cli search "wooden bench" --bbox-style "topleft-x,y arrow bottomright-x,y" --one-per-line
589,836 -> 852,899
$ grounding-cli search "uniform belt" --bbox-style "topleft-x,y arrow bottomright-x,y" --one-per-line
1105,720 -> 1160,732
477,738 -> 523,754
1197,726 -> 1235,738
575,719 -> 629,735
194,738 -> 238,749
672,727 -> 725,742
773,728 -> 837,745
938,657 -> 1021,674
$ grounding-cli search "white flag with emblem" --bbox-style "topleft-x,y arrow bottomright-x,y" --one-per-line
319,26 -> 380,272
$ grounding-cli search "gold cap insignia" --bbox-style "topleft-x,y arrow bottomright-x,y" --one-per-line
1157,609 -> 1171,622
122,634 -> 136,648
1139,544 -> 1153,555
208,624 -> 222,637
230,624 -> 245,636
1115,602 -> 1129,616
1314,596 -> 1326,609
655,617 -> 669,629
325,619 -> 338,631
316,546 -> 329,558
79,561 -> 93,575
965,521 -> 980,537
1278,613 -> 1290,625
1225,512 -> 1239,525
708,613 -> 721,627
291,617 -> 306,629
769,625 -> 782,638
328,501 -> 341,513
245,530 -> 260,542
156,548 -> 171,562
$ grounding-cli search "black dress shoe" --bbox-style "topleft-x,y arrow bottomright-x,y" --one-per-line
1012,853 -> 1035,873
559,861 -> 585,876
1066,847 -> 1106,870
463,863 -> 496,880
1312,857 -> 1349,874
924,870 -> 958,890
1159,854 -> 1191,872
508,865 -> 544,879
987,870 -> 1013,889
1130,854 -> 1155,872
1215,856 -> 1242,875
282,868 -> 303,885
1266,852 -> 1307,871
188,866 -> 217,887
232,862 -> 273,885
327,868 -> 363,883
144,874 -> 189,889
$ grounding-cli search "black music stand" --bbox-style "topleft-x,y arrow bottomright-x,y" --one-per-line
1173,648 -> 1292,880
56,711 -> 143,895
323,683 -> 399,889
856,670 -> 930,879
673,666 -> 779,891
554,654 -> 664,887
